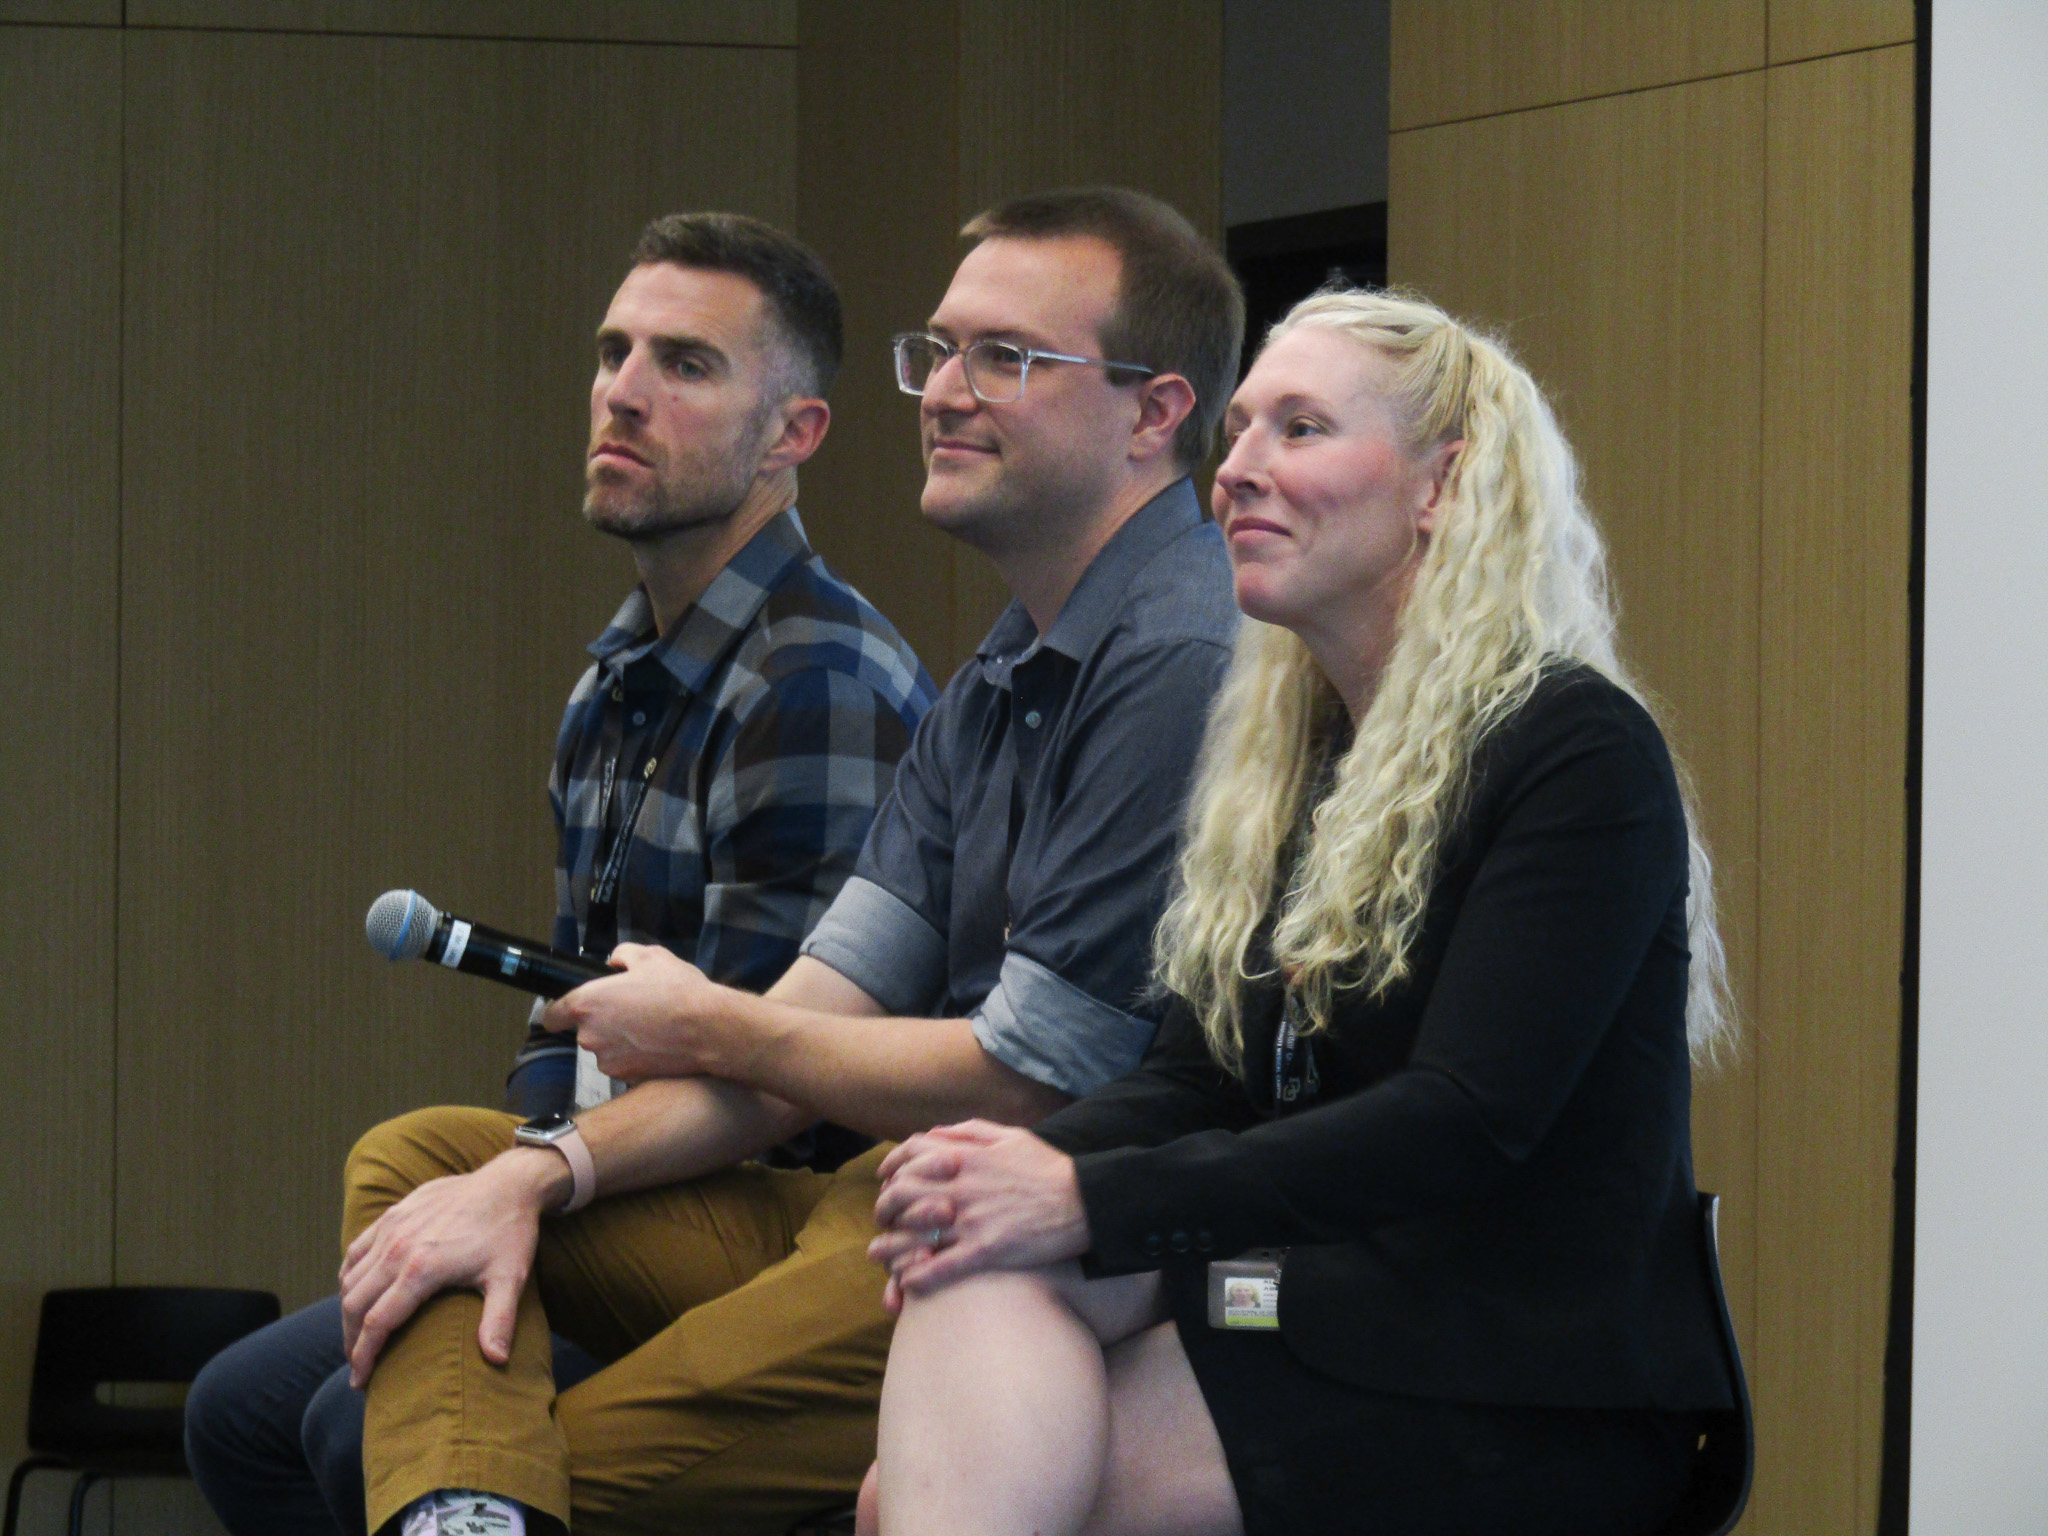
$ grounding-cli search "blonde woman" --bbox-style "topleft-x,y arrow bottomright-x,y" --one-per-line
858,290 -> 1742,1536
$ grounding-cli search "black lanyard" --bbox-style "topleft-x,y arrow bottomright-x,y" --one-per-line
1274,984 -> 1321,1108
582,694 -> 690,961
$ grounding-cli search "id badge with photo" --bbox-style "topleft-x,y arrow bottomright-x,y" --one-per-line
1206,1249 -> 1284,1330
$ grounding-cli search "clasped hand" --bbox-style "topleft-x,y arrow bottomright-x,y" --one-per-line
542,942 -> 740,1082
867,1120 -> 1090,1311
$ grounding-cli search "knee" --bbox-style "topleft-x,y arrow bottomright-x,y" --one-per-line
854,1462 -> 879,1536
342,1106 -> 513,1234
182,1338 -> 244,1471
299,1369 -> 367,1505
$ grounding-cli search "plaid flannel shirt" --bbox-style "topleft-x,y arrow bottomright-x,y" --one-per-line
507,509 -> 936,1114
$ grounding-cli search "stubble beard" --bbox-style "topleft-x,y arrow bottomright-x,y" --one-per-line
583,467 -> 750,543
583,414 -> 769,545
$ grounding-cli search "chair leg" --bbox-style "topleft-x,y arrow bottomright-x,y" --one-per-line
4,1458 -> 70,1536
65,1472 -> 97,1536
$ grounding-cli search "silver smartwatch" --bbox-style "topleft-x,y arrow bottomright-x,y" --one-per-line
513,1112 -> 596,1214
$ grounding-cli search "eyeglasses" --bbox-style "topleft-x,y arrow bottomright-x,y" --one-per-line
892,332 -> 1155,404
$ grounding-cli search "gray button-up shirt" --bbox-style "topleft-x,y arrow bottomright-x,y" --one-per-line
800,479 -> 1239,1098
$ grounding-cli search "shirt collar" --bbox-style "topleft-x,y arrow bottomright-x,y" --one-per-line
587,508 -> 812,696
975,478 -> 1204,683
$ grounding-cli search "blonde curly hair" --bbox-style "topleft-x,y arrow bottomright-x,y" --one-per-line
1155,288 -> 1733,1076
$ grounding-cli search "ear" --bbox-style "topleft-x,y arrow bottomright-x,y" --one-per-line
759,396 -> 832,473
1415,438 -> 1464,536
1127,372 -> 1198,466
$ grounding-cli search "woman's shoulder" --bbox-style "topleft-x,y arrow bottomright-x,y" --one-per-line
1477,659 -> 1681,808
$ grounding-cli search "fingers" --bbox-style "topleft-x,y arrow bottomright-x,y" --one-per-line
875,1145 -> 961,1204
478,1273 -> 520,1364
873,1174 -> 956,1231
345,1266 -> 427,1388
925,1119 -> 1007,1146
891,1234 -> 992,1297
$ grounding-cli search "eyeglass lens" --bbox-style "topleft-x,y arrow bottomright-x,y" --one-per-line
896,336 -> 1029,403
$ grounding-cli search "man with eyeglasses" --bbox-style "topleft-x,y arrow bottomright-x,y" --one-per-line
333,188 -> 1243,1536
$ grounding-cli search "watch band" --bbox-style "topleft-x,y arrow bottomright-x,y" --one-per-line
553,1120 -> 596,1214
521,1120 -> 596,1214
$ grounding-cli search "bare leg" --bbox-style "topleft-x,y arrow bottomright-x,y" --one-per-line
873,1266 -> 1240,1536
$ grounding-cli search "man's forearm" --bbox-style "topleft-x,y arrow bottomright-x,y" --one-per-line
566,1076 -> 813,1198
724,994 -> 1071,1142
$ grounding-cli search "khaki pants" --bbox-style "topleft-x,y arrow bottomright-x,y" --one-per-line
341,1107 -> 893,1536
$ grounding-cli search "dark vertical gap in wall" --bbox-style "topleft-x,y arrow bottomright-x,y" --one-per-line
109,18 -> 126,1293
1876,4 -> 1932,1532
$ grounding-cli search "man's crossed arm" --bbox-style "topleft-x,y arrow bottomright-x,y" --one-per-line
338,952 -> 1069,1385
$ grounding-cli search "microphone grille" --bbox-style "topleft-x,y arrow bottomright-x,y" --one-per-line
366,889 -> 439,962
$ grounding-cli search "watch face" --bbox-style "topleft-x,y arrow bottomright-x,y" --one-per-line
517,1113 -> 574,1141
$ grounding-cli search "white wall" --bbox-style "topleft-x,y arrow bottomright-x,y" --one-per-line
1914,4 -> 2048,1530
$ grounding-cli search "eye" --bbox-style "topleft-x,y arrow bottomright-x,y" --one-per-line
657,345 -> 710,380
1283,416 -> 1322,440
596,338 -> 627,370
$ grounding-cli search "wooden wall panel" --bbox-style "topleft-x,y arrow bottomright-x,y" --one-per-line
125,0 -> 795,44
1768,0 -> 1914,66
0,1 -> 117,21
795,0 -> 964,683
116,29 -> 795,1309
801,0 -> 1227,682
944,0 -> 1226,665
1389,0 -> 1763,129
1389,72 -> 1766,1367
1755,43 -> 1915,1536
0,19 -> 121,1478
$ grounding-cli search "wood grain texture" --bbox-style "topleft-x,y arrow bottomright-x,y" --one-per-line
0,0 -> 118,22
948,0 -> 1225,666
1755,43 -> 1915,1536
1389,0 -> 1764,129
1768,0 -> 1914,65
1389,68 -> 1766,1399
125,0 -> 795,46
0,22 -> 121,1472
794,0 -> 963,684
116,28 -> 795,1309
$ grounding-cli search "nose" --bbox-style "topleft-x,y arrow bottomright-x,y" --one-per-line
1212,430 -> 1267,504
600,346 -> 652,422
919,346 -> 979,417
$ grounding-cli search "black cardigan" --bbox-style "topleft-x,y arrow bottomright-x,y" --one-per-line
1034,665 -> 1738,1413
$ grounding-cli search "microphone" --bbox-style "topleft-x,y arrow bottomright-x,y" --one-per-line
365,889 -> 611,1000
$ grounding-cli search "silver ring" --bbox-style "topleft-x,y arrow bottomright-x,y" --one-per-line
927,1228 -> 947,1248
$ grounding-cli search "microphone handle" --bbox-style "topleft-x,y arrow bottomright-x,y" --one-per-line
422,912 -> 612,1000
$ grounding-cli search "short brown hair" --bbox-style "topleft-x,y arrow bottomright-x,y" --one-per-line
630,212 -> 843,398
961,188 -> 1244,470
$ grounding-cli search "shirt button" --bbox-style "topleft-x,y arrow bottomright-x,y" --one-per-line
631,710 -> 646,726
1023,709 -> 1043,729
1196,1229 -> 1215,1252
609,682 -> 624,702
1169,1229 -> 1191,1254
1142,1233 -> 1163,1257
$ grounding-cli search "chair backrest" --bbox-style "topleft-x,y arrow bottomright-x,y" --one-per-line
26,1287 -> 281,1464
1652,1193 -> 1755,1536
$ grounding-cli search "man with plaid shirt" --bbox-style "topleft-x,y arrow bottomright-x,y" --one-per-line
185,212 -> 932,1536
508,505 -> 933,1150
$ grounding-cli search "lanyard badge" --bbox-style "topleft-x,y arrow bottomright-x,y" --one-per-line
1273,985 -> 1321,1108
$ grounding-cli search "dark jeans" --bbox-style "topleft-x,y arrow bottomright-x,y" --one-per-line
185,1296 -> 605,1536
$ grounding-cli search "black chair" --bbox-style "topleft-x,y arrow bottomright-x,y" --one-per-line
3,1286 -> 281,1536
1651,1192 -> 1755,1536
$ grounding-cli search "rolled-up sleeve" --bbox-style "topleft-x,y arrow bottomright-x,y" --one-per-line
800,874 -> 948,1016
971,951 -> 1158,1097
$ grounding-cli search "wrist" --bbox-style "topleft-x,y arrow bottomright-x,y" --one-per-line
495,1143 -> 576,1213
716,987 -> 784,1085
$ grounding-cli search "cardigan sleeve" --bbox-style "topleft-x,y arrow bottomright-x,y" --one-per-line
1063,684 -> 1691,1275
